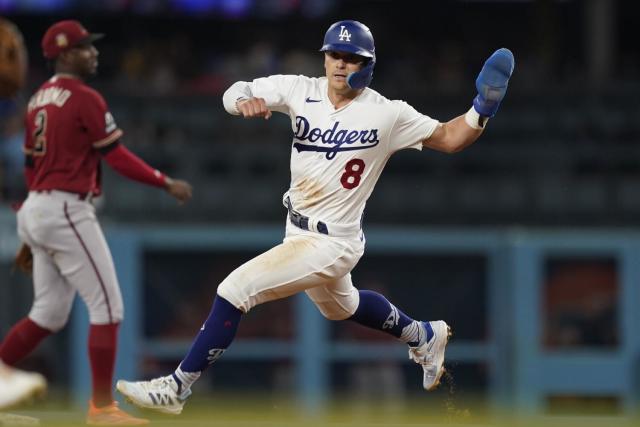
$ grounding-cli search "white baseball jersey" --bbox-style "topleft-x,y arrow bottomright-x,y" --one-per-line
223,75 -> 439,228
219,75 -> 439,315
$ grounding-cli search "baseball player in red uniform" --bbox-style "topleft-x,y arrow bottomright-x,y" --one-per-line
0,20 -> 191,425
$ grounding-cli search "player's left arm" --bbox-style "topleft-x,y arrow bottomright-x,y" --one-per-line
223,75 -> 298,119
100,142 -> 192,204
423,48 -> 514,153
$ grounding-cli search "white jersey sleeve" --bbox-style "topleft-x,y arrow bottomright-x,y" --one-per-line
387,101 -> 440,153
222,75 -> 303,116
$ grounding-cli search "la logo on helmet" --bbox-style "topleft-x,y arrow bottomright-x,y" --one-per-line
338,26 -> 351,41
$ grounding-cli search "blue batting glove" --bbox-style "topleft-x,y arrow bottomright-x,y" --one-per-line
472,48 -> 514,118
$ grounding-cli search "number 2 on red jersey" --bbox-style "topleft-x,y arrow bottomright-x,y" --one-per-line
32,110 -> 47,156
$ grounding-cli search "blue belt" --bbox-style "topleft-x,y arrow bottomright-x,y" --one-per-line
286,198 -> 328,235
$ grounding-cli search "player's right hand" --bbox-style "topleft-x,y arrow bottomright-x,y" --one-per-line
472,48 -> 514,118
165,177 -> 192,204
236,97 -> 272,120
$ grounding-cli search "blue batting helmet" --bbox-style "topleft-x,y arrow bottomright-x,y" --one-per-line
319,20 -> 376,89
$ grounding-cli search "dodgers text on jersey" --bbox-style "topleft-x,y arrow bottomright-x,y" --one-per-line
292,115 -> 379,160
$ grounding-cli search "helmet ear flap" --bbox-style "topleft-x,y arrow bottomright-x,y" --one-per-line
347,58 -> 375,89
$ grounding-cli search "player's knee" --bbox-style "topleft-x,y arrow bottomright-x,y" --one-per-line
308,286 -> 359,321
314,296 -> 359,321
88,304 -> 124,324
315,303 -> 353,321
89,311 -> 124,324
29,297 -> 74,331
28,309 -> 69,332
216,282 -> 249,313
82,293 -> 124,325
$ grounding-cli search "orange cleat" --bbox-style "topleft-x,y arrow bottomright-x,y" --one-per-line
86,400 -> 149,425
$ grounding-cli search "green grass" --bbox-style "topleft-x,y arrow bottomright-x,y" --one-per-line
2,391 -> 638,427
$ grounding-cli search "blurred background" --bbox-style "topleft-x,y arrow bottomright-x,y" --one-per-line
1,0 -> 639,424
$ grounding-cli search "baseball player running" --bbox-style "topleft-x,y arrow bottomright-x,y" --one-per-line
117,20 -> 514,415
0,20 -> 191,425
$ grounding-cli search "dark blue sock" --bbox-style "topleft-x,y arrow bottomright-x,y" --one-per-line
348,290 -> 433,345
179,295 -> 242,373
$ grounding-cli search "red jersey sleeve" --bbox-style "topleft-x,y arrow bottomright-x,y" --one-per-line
78,88 -> 123,150
102,143 -> 167,188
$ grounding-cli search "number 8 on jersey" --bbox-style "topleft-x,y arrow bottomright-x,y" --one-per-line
340,158 -> 365,189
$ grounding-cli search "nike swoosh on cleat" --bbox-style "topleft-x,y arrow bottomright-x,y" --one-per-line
305,97 -> 321,103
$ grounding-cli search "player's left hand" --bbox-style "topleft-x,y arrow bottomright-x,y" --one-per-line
165,177 -> 192,204
472,48 -> 514,118
13,243 -> 33,275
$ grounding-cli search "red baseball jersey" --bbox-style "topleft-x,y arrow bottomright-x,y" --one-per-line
24,74 -> 122,195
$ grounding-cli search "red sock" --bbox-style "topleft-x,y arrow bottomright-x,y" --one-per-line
0,317 -> 52,365
89,323 -> 119,408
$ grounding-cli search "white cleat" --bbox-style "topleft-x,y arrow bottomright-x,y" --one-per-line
408,320 -> 452,391
0,362 -> 47,410
116,375 -> 191,415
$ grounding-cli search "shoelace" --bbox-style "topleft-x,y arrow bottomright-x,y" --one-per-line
148,377 -> 174,391
409,348 -> 435,366
147,376 -> 192,402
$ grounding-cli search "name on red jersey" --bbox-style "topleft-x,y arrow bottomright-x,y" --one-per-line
28,87 -> 72,112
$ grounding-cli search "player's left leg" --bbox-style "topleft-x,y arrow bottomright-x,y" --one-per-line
350,289 -> 432,346
117,228 -> 362,414
0,319 -> 52,366
116,295 -> 239,415
306,278 -> 451,391
348,290 -> 451,390
52,200 -> 147,425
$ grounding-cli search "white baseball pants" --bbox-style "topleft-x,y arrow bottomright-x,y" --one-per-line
17,191 -> 123,330
217,219 -> 365,320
